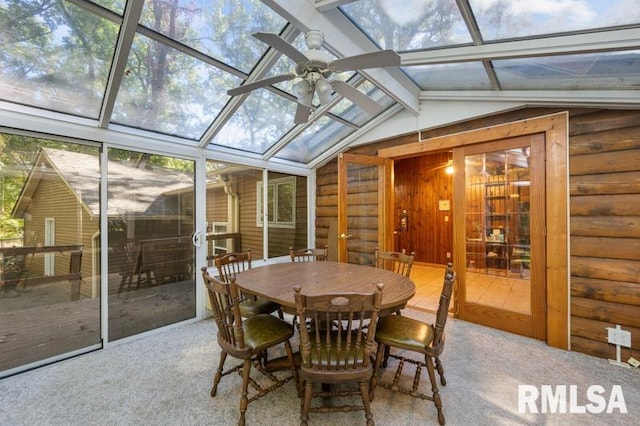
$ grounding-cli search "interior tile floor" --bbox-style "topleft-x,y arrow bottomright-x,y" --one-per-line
408,263 -> 530,314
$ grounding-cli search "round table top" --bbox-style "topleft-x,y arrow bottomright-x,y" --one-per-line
235,261 -> 416,314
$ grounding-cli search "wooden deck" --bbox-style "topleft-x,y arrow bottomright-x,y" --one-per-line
0,277 -> 194,373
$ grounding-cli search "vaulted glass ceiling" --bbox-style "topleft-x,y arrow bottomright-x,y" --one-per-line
1,0 -> 639,171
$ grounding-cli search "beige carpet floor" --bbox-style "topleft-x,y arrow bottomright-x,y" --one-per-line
0,309 -> 638,425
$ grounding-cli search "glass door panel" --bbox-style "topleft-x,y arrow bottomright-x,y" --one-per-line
108,149 -> 195,341
204,161 -> 263,263
1,136 -> 101,376
458,134 -> 545,339
267,172 -> 307,258
465,148 -> 531,312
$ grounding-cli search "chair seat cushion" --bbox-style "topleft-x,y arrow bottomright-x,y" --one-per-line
243,314 -> 293,352
239,297 -> 281,317
375,315 -> 433,351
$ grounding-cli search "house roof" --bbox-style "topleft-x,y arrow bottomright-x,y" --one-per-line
12,148 -> 193,219
0,0 -> 639,171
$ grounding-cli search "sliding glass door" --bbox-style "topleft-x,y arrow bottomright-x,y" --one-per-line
107,149 -> 196,341
0,136 -> 101,375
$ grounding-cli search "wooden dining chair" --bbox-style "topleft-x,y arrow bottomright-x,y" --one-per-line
202,268 -> 299,426
374,248 -> 415,278
214,249 -> 283,319
289,246 -> 328,262
370,263 -> 455,426
293,283 -> 384,426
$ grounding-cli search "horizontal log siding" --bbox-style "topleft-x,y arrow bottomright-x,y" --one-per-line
315,160 -> 338,255
569,110 -> 640,359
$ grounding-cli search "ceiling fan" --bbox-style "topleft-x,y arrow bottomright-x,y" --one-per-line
227,30 -> 401,124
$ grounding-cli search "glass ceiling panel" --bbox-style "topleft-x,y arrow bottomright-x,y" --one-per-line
0,0 -> 119,118
139,0 -> 286,74
212,87 -> 298,154
404,62 -> 492,90
330,79 -> 395,125
112,33 -> 240,140
89,0 -> 125,15
275,116 -> 354,163
494,50 -> 640,90
470,0 -> 640,41
340,0 -> 471,51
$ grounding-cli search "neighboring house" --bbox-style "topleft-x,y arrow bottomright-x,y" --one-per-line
11,148 -> 195,297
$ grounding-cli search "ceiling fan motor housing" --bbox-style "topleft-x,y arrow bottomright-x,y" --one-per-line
304,30 -> 324,49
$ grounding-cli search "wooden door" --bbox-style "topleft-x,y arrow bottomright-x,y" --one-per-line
337,153 -> 392,264
454,134 -> 546,340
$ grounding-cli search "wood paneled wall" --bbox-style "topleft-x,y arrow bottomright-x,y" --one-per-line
315,107 -> 640,360
394,152 -> 453,264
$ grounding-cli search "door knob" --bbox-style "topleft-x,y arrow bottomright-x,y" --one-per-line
340,233 -> 353,239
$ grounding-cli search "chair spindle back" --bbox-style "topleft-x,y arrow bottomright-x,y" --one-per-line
202,268 -> 245,350
374,248 -> 415,278
294,283 -> 383,371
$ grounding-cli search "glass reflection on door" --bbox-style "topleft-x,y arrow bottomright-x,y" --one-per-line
464,148 -> 531,314
108,149 -> 195,340
1,137 -> 101,375
204,161 -> 264,263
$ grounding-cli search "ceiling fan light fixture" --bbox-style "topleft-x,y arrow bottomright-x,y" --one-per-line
316,78 -> 333,104
293,79 -> 313,106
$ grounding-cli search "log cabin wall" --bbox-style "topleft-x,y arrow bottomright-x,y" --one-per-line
315,107 -> 640,361
567,110 -> 640,360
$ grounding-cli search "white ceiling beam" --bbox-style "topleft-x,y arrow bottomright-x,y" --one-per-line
419,90 -> 640,107
98,0 -> 144,128
402,28 -> 640,65
313,0 -> 357,12
261,0 -> 420,114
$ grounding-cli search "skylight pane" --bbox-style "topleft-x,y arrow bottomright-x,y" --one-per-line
89,0 -> 125,14
213,88 -> 297,154
330,80 -> 395,125
404,62 -> 492,90
494,51 -> 640,90
0,1 -> 118,118
139,0 -> 286,73
275,117 -> 354,163
470,0 -> 640,40
340,0 -> 471,51
112,33 -> 240,140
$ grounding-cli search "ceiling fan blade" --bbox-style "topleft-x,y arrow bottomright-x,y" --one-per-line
330,50 -> 401,72
227,73 -> 296,97
253,32 -> 310,65
294,103 -> 311,124
331,81 -> 383,116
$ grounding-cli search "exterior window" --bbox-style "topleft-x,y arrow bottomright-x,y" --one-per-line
257,177 -> 295,228
212,223 -> 229,255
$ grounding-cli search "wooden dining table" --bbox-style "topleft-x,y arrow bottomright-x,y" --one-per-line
234,261 -> 416,316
